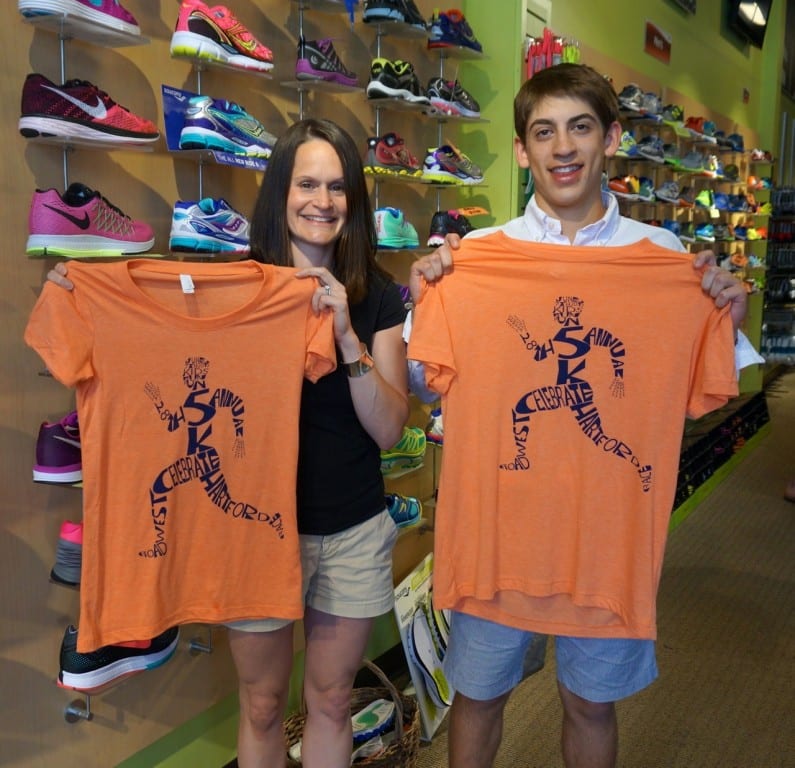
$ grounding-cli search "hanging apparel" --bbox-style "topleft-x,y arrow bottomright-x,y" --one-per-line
25,259 -> 336,651
408,232 -> 738,640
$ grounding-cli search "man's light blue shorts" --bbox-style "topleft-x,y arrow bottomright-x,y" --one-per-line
443,611 -> 658,703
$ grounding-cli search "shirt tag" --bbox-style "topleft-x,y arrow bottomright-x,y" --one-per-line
179,273 -> 195,294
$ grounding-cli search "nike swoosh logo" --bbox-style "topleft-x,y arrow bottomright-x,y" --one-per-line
42,84 -> 108,120
53,434 -> 82,449
43,204 -> 91,230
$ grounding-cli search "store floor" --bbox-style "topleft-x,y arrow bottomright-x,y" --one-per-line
413,367 -> 795,768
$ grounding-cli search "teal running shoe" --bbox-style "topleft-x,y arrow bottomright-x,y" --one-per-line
178,95 -> 275,158
374,207 -> 419,249
385,493 -> 422,529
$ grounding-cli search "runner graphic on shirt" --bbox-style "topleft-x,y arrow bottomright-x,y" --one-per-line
140,356 -> 285,558
502,296 -> 653,492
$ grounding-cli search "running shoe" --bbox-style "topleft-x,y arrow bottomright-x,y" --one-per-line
427,209 -> 475,246
695,222 -> 715,242
169,198 -> 250,255
426,77 -> 480,118
424,405 -> 444,443
374,207 -> 420,249
380,425 -> 426,473
384,493 -> 422,529
423,143 -> 483,185
18,0 -> 140,36
295,37 -> 358,87
695,189 -> 715,209
635,135 -> 664,163
617,83 -> 644,112
170,0 -> 274,72
27,183 -> 154,257
654,180 -> 683,205
178,95 -> 275,157
366,58 -> 429,105
58,625 -> 180,693
363,0 -> 426,30
614,130 -> 641,159
33,410 -> 81,483
19,73 -> 159,145
608,175 -> 640,200
428,8 -> 482,52
51,520 -> 83,588
363,132 -> 422,177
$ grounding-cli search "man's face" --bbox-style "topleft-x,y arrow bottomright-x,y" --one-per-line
515,94 -> 621,226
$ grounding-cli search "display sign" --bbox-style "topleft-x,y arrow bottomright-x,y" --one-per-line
644,20 -> 672,64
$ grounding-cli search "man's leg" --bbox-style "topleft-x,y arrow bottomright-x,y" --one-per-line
554,636 -> 657,768
442,612 -> 537,768
558,681 -> 617,768
448,689 -> 511,768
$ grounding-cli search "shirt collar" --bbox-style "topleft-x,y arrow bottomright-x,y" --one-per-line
524,191 -> 621,245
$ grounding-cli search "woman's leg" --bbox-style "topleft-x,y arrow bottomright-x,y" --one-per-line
228,624 -> 294,768
300,607 -> 374,768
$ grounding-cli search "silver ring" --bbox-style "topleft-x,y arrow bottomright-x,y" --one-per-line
324,285 -> 331,295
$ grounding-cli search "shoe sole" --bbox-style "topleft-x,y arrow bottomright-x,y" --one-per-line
170,31 -> 273,72
33,464 -> 82,483
58,631 -> 180,692
408,608 -> 452,707
429,97 -> 479,119
27,234 -> 154,257
179,128 -> 271,158
366,81 -> 429,104
19,0 -> 140,36
169,234 -> 250,255
19,116 -> 158,144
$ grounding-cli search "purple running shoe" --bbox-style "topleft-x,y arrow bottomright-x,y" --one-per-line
33,411 -> 82,484
295,38 -> 358,87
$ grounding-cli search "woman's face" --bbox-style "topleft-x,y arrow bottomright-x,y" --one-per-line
286,138 -> 348,265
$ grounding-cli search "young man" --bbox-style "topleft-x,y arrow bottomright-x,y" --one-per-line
407,63 -> 762,768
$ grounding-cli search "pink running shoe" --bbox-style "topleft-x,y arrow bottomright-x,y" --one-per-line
51,520 -> 83,588
19,73 -> 160,145
33,411 -> 82,483
170,0 -> 274,72
27,182 -> 155,257
18,0 -> 140,36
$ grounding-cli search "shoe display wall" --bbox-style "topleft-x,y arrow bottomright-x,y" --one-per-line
609,87 -> 769,302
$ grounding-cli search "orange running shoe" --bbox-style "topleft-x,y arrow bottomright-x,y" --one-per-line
171,0 -> 274,72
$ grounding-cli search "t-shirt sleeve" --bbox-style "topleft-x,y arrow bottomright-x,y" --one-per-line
407,281 -> 456,396
23,281 -> 94,387
686,305 -> 739,419
304,306 -> 337,383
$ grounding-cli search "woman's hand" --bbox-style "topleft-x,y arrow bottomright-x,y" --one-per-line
47,262 -> 74,291
294,266 -> 360,361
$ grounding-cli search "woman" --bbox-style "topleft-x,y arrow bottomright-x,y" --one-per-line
48,118 -> 410,768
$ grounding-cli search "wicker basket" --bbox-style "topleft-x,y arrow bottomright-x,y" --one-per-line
284,658 -> 420,767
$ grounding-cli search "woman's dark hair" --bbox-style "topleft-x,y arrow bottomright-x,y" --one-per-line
248,118 -> 387,304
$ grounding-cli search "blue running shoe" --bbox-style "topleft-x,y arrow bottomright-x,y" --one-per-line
169,198 -> 250,255
385,493 -> 422,529
428,9 -> 482,52
178,96 -> 275,158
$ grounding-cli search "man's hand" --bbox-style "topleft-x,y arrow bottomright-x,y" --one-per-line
408,233 -> 460,303
692,250 -> 747,333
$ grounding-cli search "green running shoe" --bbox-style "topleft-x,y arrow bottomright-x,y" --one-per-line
380,426 -> 426,474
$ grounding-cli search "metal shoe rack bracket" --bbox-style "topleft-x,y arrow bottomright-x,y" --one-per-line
167,20 -> 274,202
20,10 -> 150,222
364,15 -> 487,224
19,9 -> 217,724
282,0 -> 365,119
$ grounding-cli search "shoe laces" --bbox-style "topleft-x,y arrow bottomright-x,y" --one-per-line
94,195 -> 136,236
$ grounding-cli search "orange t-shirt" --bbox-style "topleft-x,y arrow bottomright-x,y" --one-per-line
408,233 -> 738,639
25,260 -> 336,651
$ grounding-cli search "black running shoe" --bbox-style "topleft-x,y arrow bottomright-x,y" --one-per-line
366,58 -> 429,104
58,625 -> 180,692
426,77 -> 480,118
363,0 -> 426,30
295,37 -> 358,87
427,209 -> 476,246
